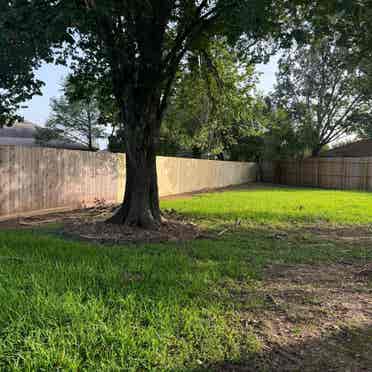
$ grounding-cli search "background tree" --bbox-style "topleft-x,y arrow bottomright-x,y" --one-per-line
353,112 -> 372,140
230,98 -> 305,165
308,0 -> 372,62
351,60 -> 372,140
1,0 -> 291,227
35,93 -> 107,151
161,39 -> 256,159
2,0 -> 359,227
274,37 -> 372,156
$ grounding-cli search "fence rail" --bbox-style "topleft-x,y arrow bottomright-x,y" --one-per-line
0,145 -> 256,220
263,157 -> 372,191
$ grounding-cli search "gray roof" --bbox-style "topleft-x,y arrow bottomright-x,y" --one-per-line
320,140 -> 372,158
0,121 -> 89,150
0,120 -> 37,138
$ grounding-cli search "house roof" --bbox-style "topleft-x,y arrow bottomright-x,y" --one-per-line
320,140 -> 372,158
0,120 -> 37,138
0,121 -> 89,150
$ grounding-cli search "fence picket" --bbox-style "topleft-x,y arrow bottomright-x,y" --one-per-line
0,145 -> 256,220
264,157 -> 372,192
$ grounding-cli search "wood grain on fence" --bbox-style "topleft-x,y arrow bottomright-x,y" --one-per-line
0,146 -> 119,218
264,157 -> 372,191
0,145 -> 256,220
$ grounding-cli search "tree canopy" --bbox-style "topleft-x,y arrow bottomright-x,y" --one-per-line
0,0 -> 290,227
161,38 -> 256,159
35,91 -> 107,151
0,0 -> 283,124
1,0 -> 370,226
274,37 -> 372,156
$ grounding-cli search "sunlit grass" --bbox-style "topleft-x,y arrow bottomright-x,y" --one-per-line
1,185 -> 371,370
161,185 -> 372,225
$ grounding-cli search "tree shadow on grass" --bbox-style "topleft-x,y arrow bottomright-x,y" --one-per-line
191,322 -> 372,371
1,228 -> 371,370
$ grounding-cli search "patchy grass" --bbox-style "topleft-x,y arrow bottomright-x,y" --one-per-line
1,185 -> 372,370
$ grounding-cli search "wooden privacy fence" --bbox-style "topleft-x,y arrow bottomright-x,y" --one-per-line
0,145 -> 256,220
263,157 -> 372,191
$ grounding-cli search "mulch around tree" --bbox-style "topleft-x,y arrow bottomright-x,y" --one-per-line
62,209 -> 209,245
0,185 -> 259,242
0,203 -> 211,244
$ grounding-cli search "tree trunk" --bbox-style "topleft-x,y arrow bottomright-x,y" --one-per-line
105,22 -> 170,228
217,152 -> 224,161
107,149 -> 160,228
255,155 -> 263,182
192,146 -> 202,159
106,96 -> 162,228
312,145 -> 322,157
87,109 -> 93,151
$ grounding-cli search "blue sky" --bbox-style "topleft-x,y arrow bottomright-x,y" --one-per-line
18,58 -> 279,125
18,64 -> 69,124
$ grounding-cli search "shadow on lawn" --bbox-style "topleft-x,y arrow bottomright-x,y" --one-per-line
172,209 -> 329,224
192,322 -> 372,371
1,227 -> 372,370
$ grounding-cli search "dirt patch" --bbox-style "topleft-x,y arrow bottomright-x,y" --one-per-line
206,263 -> 372,371
262,262 -> 372,325
306,225 -> 372,243
266,224 -> 372,245
0,205 -> 114,230
62,217 -> 207,245
0,203 -> 210,244
247,263 -> 372,371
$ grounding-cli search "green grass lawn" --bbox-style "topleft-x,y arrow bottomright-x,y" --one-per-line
1,186 -> 372,371
162,185 -> 372,225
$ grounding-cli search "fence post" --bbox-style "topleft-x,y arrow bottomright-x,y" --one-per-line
274,161 -> 281,184
315,158 -> 320,187
342,158 -> 346,190
296,161 -> 299,185
363,160 -> 369,191
312,159 -> 316,187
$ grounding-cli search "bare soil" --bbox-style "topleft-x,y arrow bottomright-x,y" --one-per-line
1,188 -> 372,369
62,214 -> 207,245
303,224 -> 372,243
211,263 -> 372,371
0,203 -> 209,244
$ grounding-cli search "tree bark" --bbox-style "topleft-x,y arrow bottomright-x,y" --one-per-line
107,149 -> 160,228
107,93 -> 162,228
102,8 -> 173,228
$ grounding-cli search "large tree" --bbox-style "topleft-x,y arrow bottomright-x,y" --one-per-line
0,0 -> 289,227
350,60 -> 372,140
274,37 -> 372,156
1,0 -> 361,227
